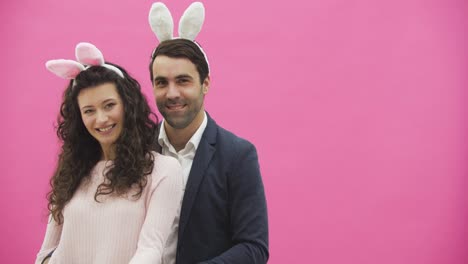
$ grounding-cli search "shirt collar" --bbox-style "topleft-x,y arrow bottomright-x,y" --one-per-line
158,111 -> 208,153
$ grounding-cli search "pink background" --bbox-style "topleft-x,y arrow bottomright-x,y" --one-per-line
2,0 -> 467,263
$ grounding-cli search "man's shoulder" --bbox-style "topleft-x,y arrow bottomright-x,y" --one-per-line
210,119 -> 256,152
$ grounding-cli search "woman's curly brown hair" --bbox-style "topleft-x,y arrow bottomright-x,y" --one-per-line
48,63 -> 158,224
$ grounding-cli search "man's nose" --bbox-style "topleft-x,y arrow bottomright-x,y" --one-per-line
166,83 -> 181,98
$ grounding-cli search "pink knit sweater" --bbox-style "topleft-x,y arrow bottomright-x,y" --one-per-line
35,152 -> 183,264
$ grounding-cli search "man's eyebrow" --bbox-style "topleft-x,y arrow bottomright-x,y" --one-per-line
154,76 -> 167,82
154,75 -> 193,82
175,74 -> 193,79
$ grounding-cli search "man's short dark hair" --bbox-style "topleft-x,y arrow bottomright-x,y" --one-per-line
149,39 -> 209,84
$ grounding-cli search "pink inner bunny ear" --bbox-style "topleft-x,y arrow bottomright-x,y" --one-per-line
46,59 -> 85,79
75,42 -> 104,66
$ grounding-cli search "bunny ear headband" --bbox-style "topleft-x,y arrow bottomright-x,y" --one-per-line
45,42 -> 124,80
148,2 -> 209,69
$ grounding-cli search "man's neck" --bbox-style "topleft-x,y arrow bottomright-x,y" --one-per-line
165,110 -> 205,152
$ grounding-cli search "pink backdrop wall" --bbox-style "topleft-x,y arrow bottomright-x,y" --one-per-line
2,0 -> 467,263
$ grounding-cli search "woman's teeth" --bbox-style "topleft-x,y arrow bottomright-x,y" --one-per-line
98,125 -> 114,132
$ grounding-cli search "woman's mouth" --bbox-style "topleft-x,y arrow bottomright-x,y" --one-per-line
96,124 -> 116,134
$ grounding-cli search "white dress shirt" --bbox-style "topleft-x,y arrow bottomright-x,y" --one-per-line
159,112 -> 208,264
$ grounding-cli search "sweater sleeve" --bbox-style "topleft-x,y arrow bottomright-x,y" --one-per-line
35,215 -> 62,264
129,156 -> 183,264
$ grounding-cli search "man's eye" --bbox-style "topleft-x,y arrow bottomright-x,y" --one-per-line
178,79 -> 189,84
156,80 -> 167,87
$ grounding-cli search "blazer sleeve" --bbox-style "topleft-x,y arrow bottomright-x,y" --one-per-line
129,157 -> 183,264
35,215 -> 62,264
200,141 -> 269,264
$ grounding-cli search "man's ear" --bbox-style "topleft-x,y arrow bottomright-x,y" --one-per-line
202,76 -> 210,94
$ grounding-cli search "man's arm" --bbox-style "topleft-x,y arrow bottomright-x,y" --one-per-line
200,141 -> 269,264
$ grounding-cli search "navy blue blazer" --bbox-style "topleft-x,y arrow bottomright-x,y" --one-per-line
172,114 -> 269,264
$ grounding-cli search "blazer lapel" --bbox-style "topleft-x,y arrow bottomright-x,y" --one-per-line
177,114 -> 217,242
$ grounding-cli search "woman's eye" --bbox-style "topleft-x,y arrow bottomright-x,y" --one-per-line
105,103 -> 115,109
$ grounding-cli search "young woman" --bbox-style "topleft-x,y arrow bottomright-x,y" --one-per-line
35,43 -> 182,264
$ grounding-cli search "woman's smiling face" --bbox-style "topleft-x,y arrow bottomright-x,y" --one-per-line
77,82 -> 124,159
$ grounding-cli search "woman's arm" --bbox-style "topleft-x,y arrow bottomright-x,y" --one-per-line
35,215 -> 62,264
129,157 -> 183,264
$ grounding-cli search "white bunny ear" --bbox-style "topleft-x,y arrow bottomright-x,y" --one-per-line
149,2 -> 174,42
75,42 -> 104,66
179,2 -> 205,41
45,59 -> 85,79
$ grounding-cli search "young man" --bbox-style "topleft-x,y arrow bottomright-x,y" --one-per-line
150,39 -> 269,264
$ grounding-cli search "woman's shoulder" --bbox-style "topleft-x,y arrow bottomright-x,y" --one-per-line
151,151 -> 179,166
150,151 -> 182,179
